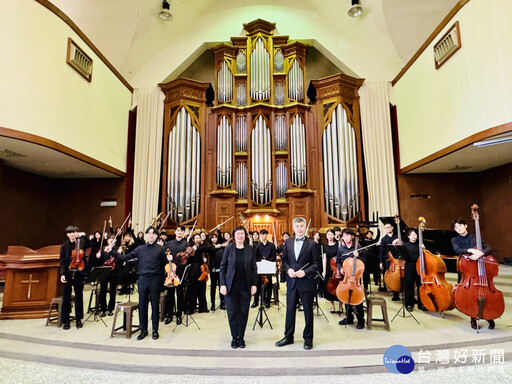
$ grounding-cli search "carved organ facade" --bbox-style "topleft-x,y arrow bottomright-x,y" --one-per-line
159,19 -> 365,237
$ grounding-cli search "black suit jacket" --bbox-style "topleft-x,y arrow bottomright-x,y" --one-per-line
282,237 -> 320,292
219,243 -> 258,293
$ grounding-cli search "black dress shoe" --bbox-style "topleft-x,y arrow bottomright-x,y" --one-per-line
251,302 -> 259,308
152,331 -> 159,340
220,304 -> 226,310
391,296 -> 400,302
265,303 -> 270,308
100,312 -> 107,317
176,317 -> 182,325
406,306 -> 414,312
198,309 -> 210,313
418,305 -> 428,311
164,317 -> 172,325
488,320 -> 495,329
137,331 -> 148,340
356,320 -> 365,329
238,338 -> 246,348
108,311 -> 114,316
338,317 -> 354,325
210,305 -> 215,312
231,338 -> 238,349
378,286 -> 387,292
303,340 -> 313,350
76,320 -> 83,329
275,337 -> 294,347
470,318 -> 478,330
62,322 -> 70,330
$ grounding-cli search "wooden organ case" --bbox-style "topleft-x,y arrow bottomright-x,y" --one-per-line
159,19 -> 365,237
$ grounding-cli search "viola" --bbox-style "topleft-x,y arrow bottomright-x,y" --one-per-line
164,262 -> 180,287
326,256 -> 340,297
384,214 -> 405,292
69,237 -> 85,271
199,256 -> 210,282
336,240 -> 365,305
452,204 -> 504,321
416,217 -> 453,312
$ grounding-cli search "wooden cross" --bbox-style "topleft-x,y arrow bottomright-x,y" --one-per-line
21,274 -> 40,299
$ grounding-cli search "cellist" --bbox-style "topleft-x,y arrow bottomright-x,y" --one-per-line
450,218 -> 495,329
337,228 -> 366,330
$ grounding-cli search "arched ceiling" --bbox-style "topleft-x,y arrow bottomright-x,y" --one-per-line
49,0 -> 458,88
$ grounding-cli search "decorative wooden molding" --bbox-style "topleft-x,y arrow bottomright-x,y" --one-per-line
0,126 -> 125,177
392,0 -> 470,86
34,0 -> 133,92
243,19 -> 276,35
400,121 -> 512,174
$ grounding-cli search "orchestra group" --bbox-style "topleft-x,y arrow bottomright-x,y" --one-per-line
59,206 -> 504,349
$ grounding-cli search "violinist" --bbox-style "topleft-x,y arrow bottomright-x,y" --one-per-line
256,229 -> 277,308
184,233 -> 210,314
105,226 -> 168,340
209,233 -> 226,311
451,218 -> 495,329
337,228 -> 366,329
402,228 -> 428,312
379,222 -> 400,300
323,229 -> 342,314
59,226 -> 90,330
361,229 -> 380,289
165,225 -> 189,325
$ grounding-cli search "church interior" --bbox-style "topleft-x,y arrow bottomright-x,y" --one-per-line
0,0 -> 511,382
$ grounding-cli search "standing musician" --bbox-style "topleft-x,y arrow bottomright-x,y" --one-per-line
219,226 -> 258,349
106,226 -> 168,340
276,232 -> 290,283
59,226 -> 90,330
451,218 -> 495,329
165,225 -> 188,325
322,229 -> 342,314
402,228 -> 428,312
256,229 -> 277,308
337,228 -> 366,329
379,222 -> 400,300
275,217 -> 320,350
209,232 -> 226,311
184,233 -> 210,314
361,228 -> 380,289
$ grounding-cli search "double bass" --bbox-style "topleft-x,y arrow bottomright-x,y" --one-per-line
336,240 -> 365,305
452,205 -> 504,323
416,217 -> 453,312
384,214 -> 405,292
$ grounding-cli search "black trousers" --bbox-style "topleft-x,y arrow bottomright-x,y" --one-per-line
138,274 -> 162,332
210,271 -> 224,308
345,302 -> 364,322
224,286 -> 251,339
263,275 -> 273,304
284,287 -> 314,341
197,280 -> 208,311
62,273 -> 84,323
253,276 -> 262,304
164,286 -> 176,319
99,275 -> 118,312
185,266 -> 200,313
404,266 -> 421,307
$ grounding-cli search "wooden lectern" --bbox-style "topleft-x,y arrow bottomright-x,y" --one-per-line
0,245 -> 61,319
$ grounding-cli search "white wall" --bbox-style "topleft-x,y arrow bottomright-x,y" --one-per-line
0,0 -> 132,172
393,0 -> 512,168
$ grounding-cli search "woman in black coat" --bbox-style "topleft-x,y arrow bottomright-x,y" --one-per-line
219,226 -> 258,349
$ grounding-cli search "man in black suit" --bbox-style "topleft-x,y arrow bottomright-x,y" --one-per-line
275,217 -> 320,350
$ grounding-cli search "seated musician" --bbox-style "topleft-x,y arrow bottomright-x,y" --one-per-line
59,226 -> 90,330
256,229 -> 277,308
402,228 -> 428,312
337,228 -> 366,330
450,218 -> 495,330
379,222 -> 400,300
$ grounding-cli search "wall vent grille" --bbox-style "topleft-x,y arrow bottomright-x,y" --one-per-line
66,38 -> 93,82
434,21 -> 461,69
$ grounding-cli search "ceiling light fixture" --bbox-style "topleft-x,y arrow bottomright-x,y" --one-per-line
159,0 -> 173,21
348,0 -> 363,18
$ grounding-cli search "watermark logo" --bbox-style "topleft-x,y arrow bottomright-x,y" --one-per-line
383,345 -> 415,374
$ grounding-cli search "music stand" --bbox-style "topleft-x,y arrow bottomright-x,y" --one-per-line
84,266 -> 111,327
389,245 -> 419,325
252,260 -> 274,330
313,272 -> 328,322
173,265 -> 200,330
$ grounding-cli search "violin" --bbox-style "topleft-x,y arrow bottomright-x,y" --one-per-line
452,205 -> 504,321
327,256 -> 340,297
384,214 -> 405,292
416,217 -> 453,312
69,237 -> 85,271
176,246 -> 195,265
199,256 -> 210,282
164,261 -> 180,287
336,240 -> 365,305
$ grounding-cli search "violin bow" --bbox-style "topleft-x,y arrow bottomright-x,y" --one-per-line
115,212 -> 132,239
209,216 -> 234,232
305,219 -> 312,237
273,221 -> 278,249
186,219 -> 198,242
158,211 -> 171,232
98,220 -> 107,251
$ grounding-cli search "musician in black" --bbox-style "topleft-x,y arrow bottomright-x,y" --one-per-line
165,225 -> 188,325
402,228 -> 427,312
361,228 -> 380,289
379,222 -> 400,300
209,233 -> 226,311
337,228 -> 366,329
59,226 -> 90,330
255,229 -> 277,308
106,226 -> 168,340
451,218 -> 494,329
276,232 -> 290,283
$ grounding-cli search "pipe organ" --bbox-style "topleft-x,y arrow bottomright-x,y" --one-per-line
159,20 -> 365,236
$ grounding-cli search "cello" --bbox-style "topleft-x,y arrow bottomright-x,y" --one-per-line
452,205 -> 504,326
327,256 -> 341,297
416,217 -> 453,312
384,214 -> 405,293
336,239 -> 365,306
